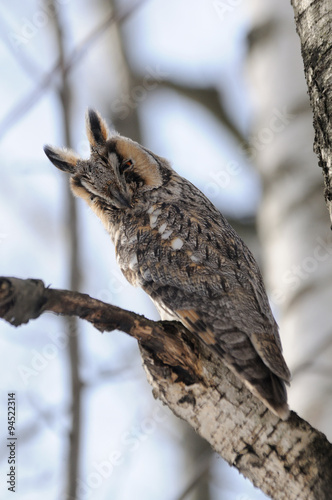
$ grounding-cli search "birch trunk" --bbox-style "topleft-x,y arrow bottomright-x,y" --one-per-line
246,0 -> 332,438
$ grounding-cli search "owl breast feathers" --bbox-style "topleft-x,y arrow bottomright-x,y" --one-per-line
44,109 -> 291,419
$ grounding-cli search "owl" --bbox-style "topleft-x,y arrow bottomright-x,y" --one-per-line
44,109 -> 291,419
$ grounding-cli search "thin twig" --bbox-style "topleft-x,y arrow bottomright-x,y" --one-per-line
52,4 -> 82,499
0,0 -> 145,140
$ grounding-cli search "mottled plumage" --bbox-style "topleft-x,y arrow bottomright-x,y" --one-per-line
44,109 -> 291,419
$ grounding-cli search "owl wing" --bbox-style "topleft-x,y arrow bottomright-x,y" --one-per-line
136,207 -> 290,418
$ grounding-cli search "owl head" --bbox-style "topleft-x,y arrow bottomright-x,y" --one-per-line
44,109 -> 172,212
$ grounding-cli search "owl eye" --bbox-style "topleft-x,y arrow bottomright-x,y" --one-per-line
120,159 -> 133,174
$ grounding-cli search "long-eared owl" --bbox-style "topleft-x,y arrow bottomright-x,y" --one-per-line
44,109 -> 291,419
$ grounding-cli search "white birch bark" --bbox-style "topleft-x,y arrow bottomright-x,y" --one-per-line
246,0 -> 332,438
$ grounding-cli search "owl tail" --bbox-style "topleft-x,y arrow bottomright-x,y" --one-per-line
215,345 -> 290,420
175,311 -> 290,419
243,371 -> 290,420
269,373 -> 290,420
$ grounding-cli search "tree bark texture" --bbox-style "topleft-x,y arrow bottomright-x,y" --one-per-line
291,0 -> 332,221
1,277 -> 331,500
247,0 -> 332,436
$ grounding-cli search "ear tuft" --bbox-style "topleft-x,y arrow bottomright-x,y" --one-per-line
86,109 -> 109,148
44,145 -> 79,174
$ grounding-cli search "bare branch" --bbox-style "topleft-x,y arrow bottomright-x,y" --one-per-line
132,75 -> 247,146
0,0 -> 145,140
0,277 -> 201,380
51,4 -> 82,498
1,276 -> 332,500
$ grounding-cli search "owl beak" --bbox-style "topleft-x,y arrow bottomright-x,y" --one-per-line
112,191 -> 132,209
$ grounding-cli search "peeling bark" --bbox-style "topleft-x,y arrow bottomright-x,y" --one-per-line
1,276 -> 331,499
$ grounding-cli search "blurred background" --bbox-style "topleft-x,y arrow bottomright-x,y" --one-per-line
0,0 -> 331,499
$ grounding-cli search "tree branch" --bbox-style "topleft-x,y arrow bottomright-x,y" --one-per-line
0,0 -> 145,141
291,0 -> 332,224
1,276 -> 332,500
132,75 -> 247,146
0,277 -> 200,380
